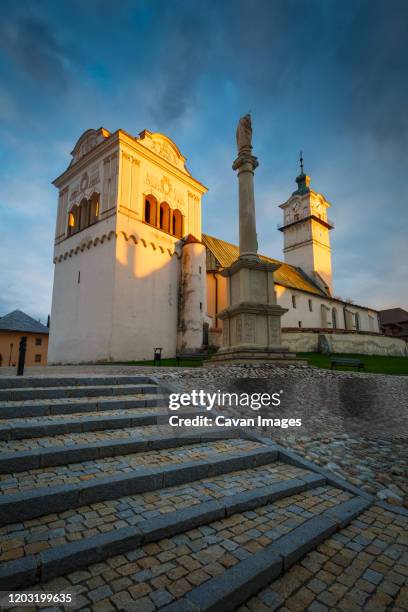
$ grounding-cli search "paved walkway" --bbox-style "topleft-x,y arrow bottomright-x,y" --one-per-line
241,504 -> 408,611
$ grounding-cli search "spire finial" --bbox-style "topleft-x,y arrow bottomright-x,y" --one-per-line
299,150 -> 304,174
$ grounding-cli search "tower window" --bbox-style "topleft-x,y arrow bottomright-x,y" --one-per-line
332,308 -> 338,329
292,295 -> 297,308
308,299 -> 313,312
145,199 -> 151,224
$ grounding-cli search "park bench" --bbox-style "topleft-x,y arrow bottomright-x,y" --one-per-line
175,352 -> 205,366
330,357 -> 365,371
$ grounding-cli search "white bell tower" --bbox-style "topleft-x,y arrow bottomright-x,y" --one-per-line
279,154 -> 334,295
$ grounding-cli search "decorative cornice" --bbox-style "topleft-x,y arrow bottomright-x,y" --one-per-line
53,230 -> 182,263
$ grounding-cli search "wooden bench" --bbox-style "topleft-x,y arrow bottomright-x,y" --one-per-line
176,352 -> 205,367
330,357 -> 365,371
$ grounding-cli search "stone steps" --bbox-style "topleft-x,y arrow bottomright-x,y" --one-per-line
0,464 -> 321,587
0,374 -> 378,608
0,427 -> 243,474
0,408 -> 202,441
0,376 -> 153,389
0,394 -> 165,419
0,384 -> 159,402
0,485 -> 370,602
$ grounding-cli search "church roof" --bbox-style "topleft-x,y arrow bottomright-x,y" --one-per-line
202,234 -> 326,297
0,310 -> 49,334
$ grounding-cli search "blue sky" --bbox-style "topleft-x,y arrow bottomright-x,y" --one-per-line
0,0 -> 407,322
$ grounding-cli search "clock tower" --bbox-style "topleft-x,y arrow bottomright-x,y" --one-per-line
278,154 -> 334,295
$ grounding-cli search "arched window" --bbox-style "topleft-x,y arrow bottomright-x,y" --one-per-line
355,312 -> 360,331
159,202 -> 170,233
144,195 -> 157,226
89,192 -> 100,225
68,205 -> 79,235
332,307 -> 337,329
172,209 -> 183,238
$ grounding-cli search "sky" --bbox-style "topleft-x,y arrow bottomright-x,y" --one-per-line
0,0 -> 407,322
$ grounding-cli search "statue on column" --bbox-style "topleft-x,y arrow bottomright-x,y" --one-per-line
236,113 -> 252,153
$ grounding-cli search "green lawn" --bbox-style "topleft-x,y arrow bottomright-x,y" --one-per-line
114,352 -> 408,375
298,352 -> 408,376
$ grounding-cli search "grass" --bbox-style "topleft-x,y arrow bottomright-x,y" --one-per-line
298,352 -> 408,376
117,352 -> 408,376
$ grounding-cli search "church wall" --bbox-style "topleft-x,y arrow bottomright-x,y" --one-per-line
48,235 -> 116,364
109,233 -> 180,361
206,272 -> 380,337
282,330 -> 407,356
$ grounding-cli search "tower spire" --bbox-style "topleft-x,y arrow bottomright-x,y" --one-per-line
293,150 -> 310,195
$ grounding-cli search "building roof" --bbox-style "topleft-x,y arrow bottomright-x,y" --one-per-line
0,310 -> 49,334
379,308 -> 408,325
202,234 -> 326,297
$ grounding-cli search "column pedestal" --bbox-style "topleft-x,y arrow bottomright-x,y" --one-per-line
208,258 -> 297,365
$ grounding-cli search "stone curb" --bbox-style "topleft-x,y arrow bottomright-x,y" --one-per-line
162,496 -> 370,612
0,446 -> 278,526
0,395 -> 164,419
0,384 -> 159,402
0,429 -> 239,474
0,376 -> 154,389
0,409 -> 202,441
374,501 -> 408,517
0,475 -> 320,589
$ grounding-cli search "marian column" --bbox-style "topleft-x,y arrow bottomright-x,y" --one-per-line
233,114 -> 259,260
209,114 -> 296,365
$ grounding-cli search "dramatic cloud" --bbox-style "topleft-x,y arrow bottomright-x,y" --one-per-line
0,0 -> 407,321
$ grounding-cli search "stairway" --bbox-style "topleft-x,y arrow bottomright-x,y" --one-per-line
0,375 -> 386,610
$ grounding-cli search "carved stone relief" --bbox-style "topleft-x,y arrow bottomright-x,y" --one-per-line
244,315 -> 256,343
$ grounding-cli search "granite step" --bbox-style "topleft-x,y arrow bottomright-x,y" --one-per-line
0,485 -> 371,601
0,376 -> 154,389
0,439 -> 278,525
0,425 -> 239,474
0,384 -> 160,402
0,462 -> 320,585
0,407 -> 202,441
0,394 -> 165,419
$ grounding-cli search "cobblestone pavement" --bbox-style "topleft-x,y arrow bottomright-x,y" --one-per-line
0,438 -> 264,495
2,363 -> 407,506
240,504 -> 408,612
0,462 -> 309,562
2,486 -> 352,611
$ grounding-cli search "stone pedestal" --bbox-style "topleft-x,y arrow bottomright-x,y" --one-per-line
209,258 -> 297,364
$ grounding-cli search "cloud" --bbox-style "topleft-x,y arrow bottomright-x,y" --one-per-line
0,13 -> 72,91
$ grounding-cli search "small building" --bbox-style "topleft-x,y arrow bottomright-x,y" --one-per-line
0,310 -> 49,367
379,308 -> 408,340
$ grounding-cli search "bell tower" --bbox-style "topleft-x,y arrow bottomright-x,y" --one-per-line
278,154 -> 334,295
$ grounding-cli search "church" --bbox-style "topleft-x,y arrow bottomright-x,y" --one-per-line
48,126 -> 385,364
